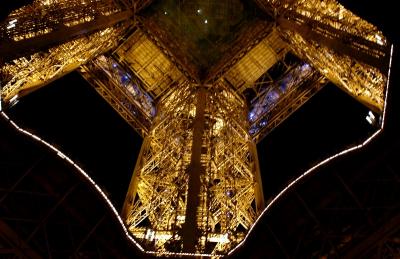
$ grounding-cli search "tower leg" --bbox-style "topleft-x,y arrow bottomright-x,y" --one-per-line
181,87 -> 206,252
123,83 -> 264,255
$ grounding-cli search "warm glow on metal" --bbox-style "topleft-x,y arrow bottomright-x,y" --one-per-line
1,25 -> 129,103
122,82 -> 264,255
0,44 -> 391,258
2,0 -> 125,41
0,43 -> 391,258
284,31 -> 387,111
0,0 -> 393,256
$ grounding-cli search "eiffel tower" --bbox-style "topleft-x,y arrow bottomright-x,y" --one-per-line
0,0 -> 391,256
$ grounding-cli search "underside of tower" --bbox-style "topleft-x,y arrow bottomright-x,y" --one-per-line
0,0 -> 392,257
122,82 -> 264,254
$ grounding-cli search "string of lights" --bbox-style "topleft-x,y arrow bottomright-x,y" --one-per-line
0,45 -> 392,257
0,0 -> 394,255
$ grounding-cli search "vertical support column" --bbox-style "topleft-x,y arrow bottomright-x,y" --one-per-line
250,141 -> 265,212
121,137 -> 149,220
182,87 -> 206,252
123,83 -> 264,256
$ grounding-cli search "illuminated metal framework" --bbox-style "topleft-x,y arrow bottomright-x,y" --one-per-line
0,0 -> 137,62
1,25 -> 130,103
80,54 -> 155,137
0,0 -> 391,257
122,82 -> 263,254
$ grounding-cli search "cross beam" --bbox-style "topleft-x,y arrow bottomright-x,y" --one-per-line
344,213 -> 400,258
0,220 -> 42,259
278,13 -> 390,72
0,11 -> 133,62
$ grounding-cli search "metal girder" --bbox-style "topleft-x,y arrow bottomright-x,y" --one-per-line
255,0 -> 388,47
26,182 -> 79,243
79,72 -> 148,137
1,24 -> 129,105
277,13 -> 389,71
205,21 -> 275,84
79,55 -> 153,137
0,1 -> 392,257
222,28 -> 288,92
123,82 -> 264,255
282,29 -> 387,112
1,0 -> 127,39
253,76 -> 326,143
73,215 -> 106,254
253,0 -> 390,113
114,28 -> 187,99
0,0 -> 138,106
25,158 -> 127,258
249,64 -> 326,143
137,18 -> 198,82
0,157 -> 43,204
0,220 -> 42,259
181,87 -> 206,252
126,0 -> 155,12
343,208 -> 400,258
265,223 -> 291,259
343,203 -> 400,259
0,11 -> 133,62
293,191 -> 344,259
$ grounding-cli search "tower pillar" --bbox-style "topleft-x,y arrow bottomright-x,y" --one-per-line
122,82 -> 264,255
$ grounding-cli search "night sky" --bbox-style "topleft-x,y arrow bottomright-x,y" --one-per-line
3,0 -> 399,212
5,68 -> 379,211
8,72 -> 142,209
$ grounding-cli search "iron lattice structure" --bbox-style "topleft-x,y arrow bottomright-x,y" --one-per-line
0,0 -> 391,257
122,82 -> 263,254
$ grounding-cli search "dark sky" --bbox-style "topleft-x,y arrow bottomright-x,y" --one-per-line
8,72 -> 143,209
5,69 -> 380,209
3,0 -> 399,210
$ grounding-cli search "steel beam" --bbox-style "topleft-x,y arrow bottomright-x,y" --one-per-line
137,19 -> 198,82
0,220 -> 42,259
251,73 -> 326,143
344,213 -> 400,258
123,83 -> 264,255
79,60 -> 151,137
0,157 -> 43,204
73,215 -> 106,255
265,223 -> 291,259
181,87 -> 206,253
205,21 -> 274,84
278,14 -> 390,72
26,182 -> 80,242
0,11 -> 133,62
